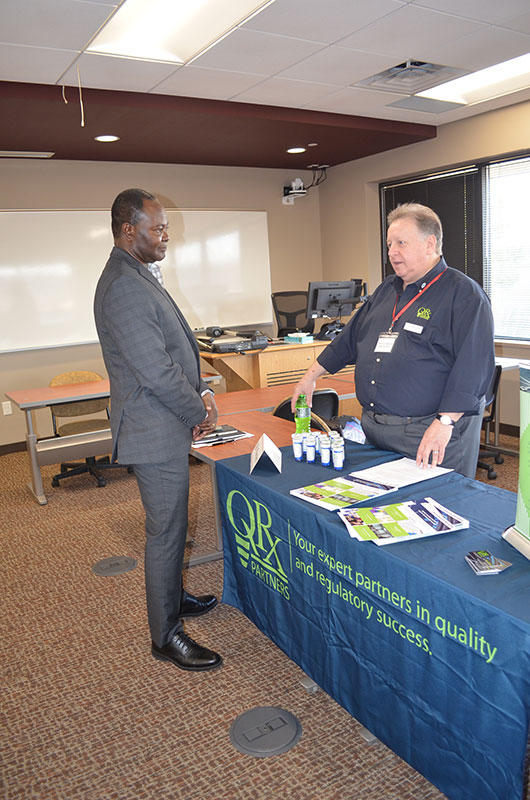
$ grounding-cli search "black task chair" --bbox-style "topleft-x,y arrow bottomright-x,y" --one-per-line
272,388 -> 340,432
271,291 -> 315,337
476,364 -> 504,480
49,370 -> 131,488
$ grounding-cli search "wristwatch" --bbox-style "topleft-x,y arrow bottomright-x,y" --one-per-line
436,414 -> 455,426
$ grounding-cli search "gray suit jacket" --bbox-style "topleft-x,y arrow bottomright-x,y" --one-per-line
94,246 -> 209,464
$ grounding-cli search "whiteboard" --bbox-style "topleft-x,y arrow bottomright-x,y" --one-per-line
0,209 -> 272,352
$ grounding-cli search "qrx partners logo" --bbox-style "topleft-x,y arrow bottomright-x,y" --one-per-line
226,489 -> 290,600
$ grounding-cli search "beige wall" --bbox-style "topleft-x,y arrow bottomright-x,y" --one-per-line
319,100 -> 530,426
0,159 -> 322,445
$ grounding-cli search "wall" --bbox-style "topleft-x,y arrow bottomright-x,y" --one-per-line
0,159 -> 322,446
319,100 -> 530,426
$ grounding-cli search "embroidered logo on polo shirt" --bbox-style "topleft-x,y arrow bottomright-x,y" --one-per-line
417,307 -> 431,320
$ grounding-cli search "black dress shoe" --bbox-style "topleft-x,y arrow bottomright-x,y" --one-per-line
151,632 -> 222,671
180,591 -> 218,618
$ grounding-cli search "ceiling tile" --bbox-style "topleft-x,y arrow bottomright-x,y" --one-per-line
338,5 -> 485,58
412,0 -> 530,27
500,11 -> 530,35
242,0 -> 404,44
232,76 -> 340,106
307,86 -> 407,115
425,27 -> 530,71
153,67 -> 264,100
279,46 -> 395,84
0,0 -> 114,49
0,44 -> 78,84
191,28 -> 325,74
61,53 -> 178,92
304,85 -> 462,124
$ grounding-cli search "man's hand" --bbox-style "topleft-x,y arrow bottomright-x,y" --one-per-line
415,413 -> 462,468
291,362 -> 327,412
192,393 -> 218,441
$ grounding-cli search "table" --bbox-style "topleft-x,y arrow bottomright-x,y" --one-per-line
213,376 -> 357,416
6,376 -> 356,507
200,340 -> 354,391
216,442 -> 530,800
6,379 -> 114,506
189,410 -> 296,565
5,373 -> 221,507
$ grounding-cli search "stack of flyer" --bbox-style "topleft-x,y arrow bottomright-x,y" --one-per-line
338,497 -> 469,545
289,457 -> 451,511
465,550 -> 512,575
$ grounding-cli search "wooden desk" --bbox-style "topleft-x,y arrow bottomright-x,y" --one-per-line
189,411 -> 297,566
6,380 -> 113,506
5,374 -> 220,507
213,376 -> 357,416
200,340 -> 354,391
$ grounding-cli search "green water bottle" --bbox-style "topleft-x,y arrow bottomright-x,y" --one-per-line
295,393 -> 311,434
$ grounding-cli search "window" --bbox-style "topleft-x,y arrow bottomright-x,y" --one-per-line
380,154 -> 530,342
484,156 -> 530,340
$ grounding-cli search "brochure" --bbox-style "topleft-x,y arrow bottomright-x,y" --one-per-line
289,474 -> 398,510
289,457 -> 452,511
348,457 -> 452,488
338,497 -> 469,545
465,550 -> 512,575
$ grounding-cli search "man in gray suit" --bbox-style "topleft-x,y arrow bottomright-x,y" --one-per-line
94,188 -> 222,671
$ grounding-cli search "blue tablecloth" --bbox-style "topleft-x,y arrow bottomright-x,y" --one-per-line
217,441 -> 530,800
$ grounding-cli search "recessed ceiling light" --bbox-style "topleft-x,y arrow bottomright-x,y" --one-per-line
287,147 -> 306,154
95,135 -> 120,142
417,52 -> 530,106
87,0 -> 277,65
307,142 -> 318,147
0,151 -> 54,158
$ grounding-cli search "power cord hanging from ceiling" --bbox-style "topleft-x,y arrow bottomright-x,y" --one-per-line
60,65 -> 85,127
305,164 -> 329,190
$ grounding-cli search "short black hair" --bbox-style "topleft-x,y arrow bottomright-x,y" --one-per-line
111,188 -> 156,238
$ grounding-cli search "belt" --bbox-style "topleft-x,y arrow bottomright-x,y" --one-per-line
363,409 -> 434,425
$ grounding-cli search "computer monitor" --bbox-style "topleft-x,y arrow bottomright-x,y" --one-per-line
306,279 -> 364,338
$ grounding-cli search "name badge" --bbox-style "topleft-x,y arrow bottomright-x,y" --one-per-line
404,322 -> 424,334
375,332 -> 398,352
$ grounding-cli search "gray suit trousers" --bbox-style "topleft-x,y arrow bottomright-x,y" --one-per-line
133,454 -> 190,648
361,399 -> 485,479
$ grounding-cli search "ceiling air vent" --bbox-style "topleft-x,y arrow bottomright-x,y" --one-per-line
354,60 -> 466,95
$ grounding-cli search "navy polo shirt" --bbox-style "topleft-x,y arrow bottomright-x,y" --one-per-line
317,258 -> 495,418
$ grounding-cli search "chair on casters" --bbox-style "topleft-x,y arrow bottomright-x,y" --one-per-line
271,291 -> 315,337
49,370 -> 131,488
272,388 -> 339,432
476,364 -> 504,480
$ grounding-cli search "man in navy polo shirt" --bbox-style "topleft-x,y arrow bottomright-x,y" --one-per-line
291,203 -> 494,478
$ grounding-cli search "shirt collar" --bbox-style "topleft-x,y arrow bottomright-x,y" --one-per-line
392,256 -> 447,293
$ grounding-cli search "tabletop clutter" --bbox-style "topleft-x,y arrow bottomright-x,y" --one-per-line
293,391 -> 345,468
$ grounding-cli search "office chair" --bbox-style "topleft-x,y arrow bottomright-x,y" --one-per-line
271,291 -> 315,337
49,370 -> 130,488
476,364 -> 504,480
272,389 -> 339,432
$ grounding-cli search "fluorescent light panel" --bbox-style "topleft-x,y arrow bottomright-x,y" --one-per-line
418,52 -> 530,106
87,0 -> 276,65
0,151 -> 54,158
